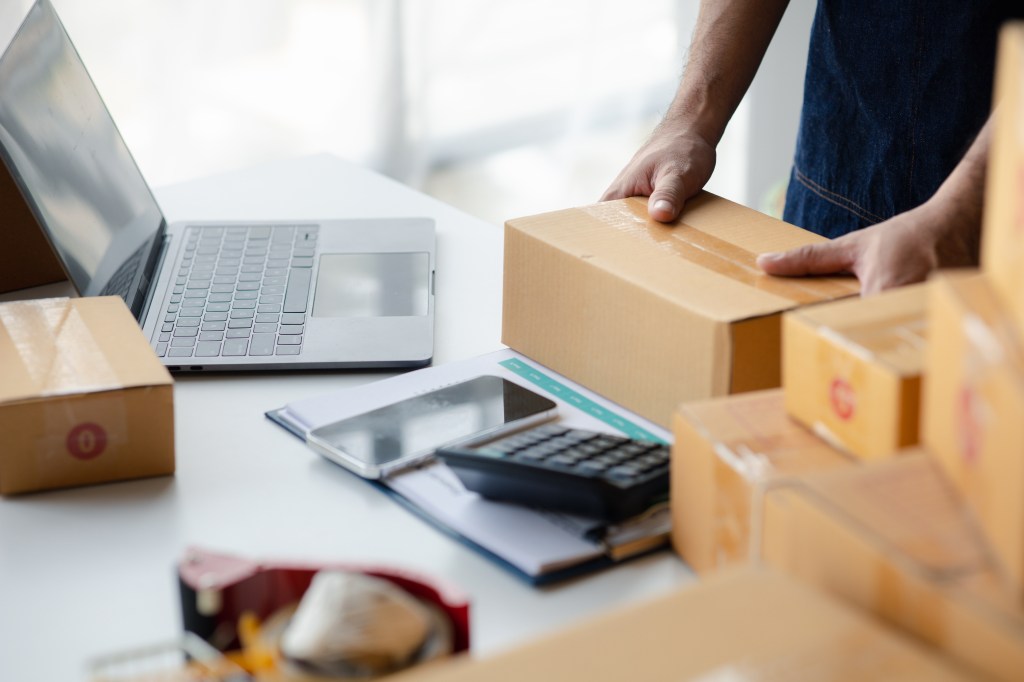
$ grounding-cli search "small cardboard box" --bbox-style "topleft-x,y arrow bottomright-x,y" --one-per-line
981,23 -> 1024,335
921,272 -> 1024,601
394,566 -> 971,682
783,283 -> 928,459
759,452 -> 1024,681
0,157 -> 66,293
671,388 -> 854,573
0,297 -> 174,494
502,193 -> 859,428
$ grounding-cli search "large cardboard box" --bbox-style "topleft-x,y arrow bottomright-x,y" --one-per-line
981,23 -> 1024,334
394,567 -> 970,682
921,272 -> 1024,601
760,452 -> 1024,681
0,297 -> 174,494
671,388 -> 854,573
502,193 -> 859,428
0,157 -> 66,293
783,283 -> 927,459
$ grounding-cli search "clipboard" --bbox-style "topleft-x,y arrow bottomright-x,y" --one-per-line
266,349 -> 673,586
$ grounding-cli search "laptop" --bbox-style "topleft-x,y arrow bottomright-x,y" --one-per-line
0,0 -> 435,372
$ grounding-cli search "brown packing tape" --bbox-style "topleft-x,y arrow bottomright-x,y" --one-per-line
817,317 -> 927,370
580,201 -> 858,306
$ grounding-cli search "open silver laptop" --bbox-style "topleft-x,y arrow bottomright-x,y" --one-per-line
0,0 -> 435,371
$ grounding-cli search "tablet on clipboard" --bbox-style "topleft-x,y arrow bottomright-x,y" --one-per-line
306,375 -> 558,479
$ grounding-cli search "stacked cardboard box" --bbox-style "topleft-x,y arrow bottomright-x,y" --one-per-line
665,23 -> 1024,681
395,567 -> 972,682
783,283 -> 927,459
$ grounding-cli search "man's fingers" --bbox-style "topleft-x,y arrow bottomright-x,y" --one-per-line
757,240 -> 856,276
647,168 -> 688,223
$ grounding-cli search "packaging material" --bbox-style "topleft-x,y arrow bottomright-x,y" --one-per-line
783,283 -> 927,459
0,296 -> 174,494
393,566 -> 971,682
921,272 -> 1024,601
759,452 -> 1024,681
981,22 -> 1024,334
0,159 -> 66,293
501,193 -> 859,428
671,388 -> 854,574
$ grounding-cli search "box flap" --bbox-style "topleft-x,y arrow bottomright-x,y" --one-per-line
788,283 -> 927,375
0,297 -> 172,404
506,193 -> 858,323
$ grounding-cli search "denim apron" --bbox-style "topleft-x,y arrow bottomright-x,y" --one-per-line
782,0 -> 1022,238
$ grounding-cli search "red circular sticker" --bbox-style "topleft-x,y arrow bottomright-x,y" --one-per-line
829,378 -> 856,421
66,423 -> 107,460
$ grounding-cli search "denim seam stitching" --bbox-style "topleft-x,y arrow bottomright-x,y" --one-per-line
793,166 -> 887,223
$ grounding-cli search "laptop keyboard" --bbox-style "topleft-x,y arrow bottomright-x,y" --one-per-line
154,225 -> 317,359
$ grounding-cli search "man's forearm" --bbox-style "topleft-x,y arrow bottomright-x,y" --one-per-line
665,0 -> 791,146
929,115 -> 990,264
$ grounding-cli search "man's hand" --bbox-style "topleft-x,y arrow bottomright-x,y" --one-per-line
758,115 -> 990,295
756,199 -> 980,295
600,127 -> 716,223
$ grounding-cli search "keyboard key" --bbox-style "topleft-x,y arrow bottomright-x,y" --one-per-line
278,324 -> 303,335
158,332 -> 171,342
204,312 -> 228,322
284,267 -> 312,313
259,294 -> 283,304
291,257 -> 314,268
155,342 -> 167,357
236,282 -> 260,291
177,309 -> 203,318
261,285 -> 285,295
226,329 -> 251,339
234,291 -> 258,300
249,333 -> 275,356
199,331 -> 224,342
202,322 -> 226,331
231,300 -> 256,309
277,335 -> 302,345
258,304 -> 282,313
253,322 -> 277,334
211,284 -> 234,293
230,309 -> 255,319
275,346 -> 301,355
228,319 -> 253,329
173,327 -> 199,337
175,318 -> 200,327
222,338 -> 248,356
195,341 -> 221,357
255,313 -> 280,324
161,323 -> 174,333
207,302 -> 230,312
281,312 -> 305,325
168,348 -> 193,357
171,337 -> 196,347
209,293 -> 232,302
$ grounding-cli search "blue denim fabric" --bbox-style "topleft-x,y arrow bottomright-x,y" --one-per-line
783,1 -> 1021,238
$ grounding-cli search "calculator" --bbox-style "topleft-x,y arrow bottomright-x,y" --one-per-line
436,422 -> 670,522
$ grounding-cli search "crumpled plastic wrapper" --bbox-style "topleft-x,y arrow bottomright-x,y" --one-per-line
278,571 -> 452,679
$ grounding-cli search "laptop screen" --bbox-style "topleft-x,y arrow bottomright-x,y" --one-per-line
0,0 -> 164,303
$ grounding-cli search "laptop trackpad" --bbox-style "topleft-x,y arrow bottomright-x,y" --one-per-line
312,253 -> 430,318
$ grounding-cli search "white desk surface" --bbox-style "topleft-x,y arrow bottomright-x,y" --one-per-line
0,154 -> 694,681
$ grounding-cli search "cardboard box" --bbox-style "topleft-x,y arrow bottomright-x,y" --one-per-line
783,283 -> 927,459
921,273 -> 1024,601
0,157 -> 66,293
981,23 -> 1024,334
0,297 -> 174,494
759,452 -> 1024,681
501,193 -> 859,428
394,567 -> 971,682
671,388 -> 854,573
